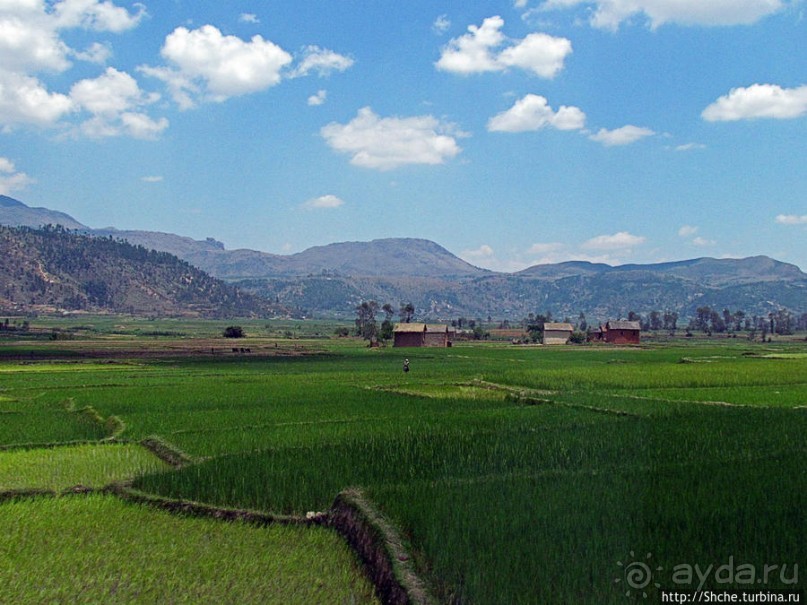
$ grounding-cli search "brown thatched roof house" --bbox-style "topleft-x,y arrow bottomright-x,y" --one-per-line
542,322 -> 574,345
393,323 -> 454,347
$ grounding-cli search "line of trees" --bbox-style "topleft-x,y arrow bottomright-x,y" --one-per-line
515,307 -> 806,340
687,307 -> 806,337
354,301 -> 415,342
620,307 -> 805,337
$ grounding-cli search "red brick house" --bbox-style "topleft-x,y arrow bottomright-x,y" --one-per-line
604,320 -> 641,344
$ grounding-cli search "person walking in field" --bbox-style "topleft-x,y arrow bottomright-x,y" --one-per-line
403,358 -> 410,373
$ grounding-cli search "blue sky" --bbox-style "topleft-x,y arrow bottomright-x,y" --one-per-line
1,0 -> 805,272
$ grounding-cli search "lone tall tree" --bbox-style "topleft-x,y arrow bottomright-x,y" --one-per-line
355,301 -> 379,340
380,303 -> 395,341
399,302 -> 415,323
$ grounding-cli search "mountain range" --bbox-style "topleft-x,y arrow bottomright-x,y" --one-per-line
2,195 -> 805,321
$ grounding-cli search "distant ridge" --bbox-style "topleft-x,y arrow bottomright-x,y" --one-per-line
517,256 -> 806,286
0,195 -> 87,231
1,194 -> 805,320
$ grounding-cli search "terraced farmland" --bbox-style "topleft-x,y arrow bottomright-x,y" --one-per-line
1,334 -> 805,603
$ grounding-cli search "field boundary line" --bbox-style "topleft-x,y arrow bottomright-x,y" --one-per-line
139,436 -> 195,468
106,483 -> 315,526
329,487 -> 435,605
0,487 -> 56,502
470,379 -> 556,397
469,380 -> 642,417
0,484 -> 99,502
167,416 -> 367,437
0,438 -> 105,452
595,392 -> 751,408
556,402 -> 640,417
60,397 -> 127,440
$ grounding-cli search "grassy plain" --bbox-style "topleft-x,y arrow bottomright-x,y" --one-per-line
0,443 -> 168,491
1,323 -> 805,603
0,494 -> 378,604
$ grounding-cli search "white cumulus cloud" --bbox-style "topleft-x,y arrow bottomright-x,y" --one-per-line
529,242 -> 565,254
308,89 -> 327,106
0,11 -> 71,72
461,244 -> 514,271
70,66 -> 149,116
674,142 -> 706,152
69,67 -> 166,139
0,157 -> 34,195
72,41 -> 111,64
0,0 -> 142,72
0,70 -> 74,127
775,214 -> 807,225
291,45 -> 354,78
303,194 -> 345,209
141,26 -> 352,109
0,0 -> 159,137
678,225 -> 715,246
702,83 -> 807,122
118,111 -> 169,139
539,0 -> 786,30
52,0 -> 145,32
589,125 -> 655,146
436,15 -> 572,78
320,107 -> 463,170
463,244 -> 495,259
159,25 -> 292,101
582,231 -> 646,250
432,14 -> 451,34
488,93 -> 585,132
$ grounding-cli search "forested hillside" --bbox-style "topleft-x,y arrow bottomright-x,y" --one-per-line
0,226 -> 277,317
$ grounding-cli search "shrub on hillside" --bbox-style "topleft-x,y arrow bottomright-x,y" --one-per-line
223,326 -> 245,338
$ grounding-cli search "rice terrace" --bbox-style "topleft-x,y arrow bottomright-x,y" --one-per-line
1,318 -> 805,604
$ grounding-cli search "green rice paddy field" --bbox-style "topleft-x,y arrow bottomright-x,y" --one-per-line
1,331 -> 805,604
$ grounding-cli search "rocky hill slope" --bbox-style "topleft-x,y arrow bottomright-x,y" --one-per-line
0,225 -> 278,317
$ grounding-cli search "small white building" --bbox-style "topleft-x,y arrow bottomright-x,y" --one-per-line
542,322 -> 574,345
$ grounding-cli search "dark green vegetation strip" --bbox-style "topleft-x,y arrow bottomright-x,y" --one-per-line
0,397 -> 110,448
